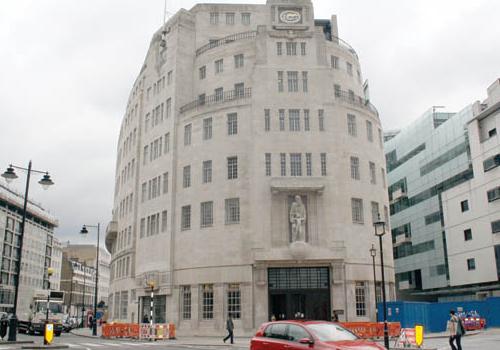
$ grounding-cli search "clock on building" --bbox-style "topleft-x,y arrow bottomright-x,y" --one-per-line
279,9 -> 302,24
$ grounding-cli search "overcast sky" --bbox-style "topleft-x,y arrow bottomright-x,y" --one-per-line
0,0 -> 498,246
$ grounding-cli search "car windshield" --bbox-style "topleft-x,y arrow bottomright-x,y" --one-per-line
306,323 -> 358,342
36,302 -> 63,314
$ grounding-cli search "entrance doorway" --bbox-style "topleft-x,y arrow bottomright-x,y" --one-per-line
268,267 -> 330,321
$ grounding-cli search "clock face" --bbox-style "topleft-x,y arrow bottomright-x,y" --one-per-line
279,10 -> 301,24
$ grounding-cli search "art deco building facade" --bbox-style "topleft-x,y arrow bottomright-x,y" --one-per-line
107,0 -> 394,335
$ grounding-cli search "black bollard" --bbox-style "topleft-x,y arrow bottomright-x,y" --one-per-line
7,315 -> 17,342
0,318 -> 7,339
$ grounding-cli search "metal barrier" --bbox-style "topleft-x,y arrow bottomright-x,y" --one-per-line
102,323 -> 176,340
340,322 -> 401,339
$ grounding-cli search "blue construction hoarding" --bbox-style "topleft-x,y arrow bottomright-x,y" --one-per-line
377,297 -> 500,332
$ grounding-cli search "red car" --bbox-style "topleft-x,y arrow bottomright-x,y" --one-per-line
251,320 -> 385,350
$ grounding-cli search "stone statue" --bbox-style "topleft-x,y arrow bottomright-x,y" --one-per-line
289,195 -> 306,242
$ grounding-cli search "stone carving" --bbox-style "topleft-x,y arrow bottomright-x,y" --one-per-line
289,195 -> 306,242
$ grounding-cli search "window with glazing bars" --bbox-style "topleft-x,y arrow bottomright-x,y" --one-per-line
181,286 -> 191,319
290,153 -> 302,176
203,117 -> 212,140
280,153 -> 286,176
210,12 -> 219,24
234,83 -> 244,98
366,120 -> 373,142
302,71 -> 308,92
318,109 -> 324,131
215,59 -> 223,74
227,156 -> 238,179
183,165 -> 191,188
279,109 -> 285,131
265,109 -> 271,131
287,71 -> 299,92
234,54 -> 244,68
161,210 -> 168,232
286,42 -> 297,55
265,153 -> 271,176
289,109 -> 300,131
200,201 -> 213,228
202,160 -> 212,183
320,153 -> 327,176
202,284 -> 214,319
225,198 -> 240,224
306,153 -> 312,176
369,162 -> 376,184
355,282 -> 366,316
226,12 -> 235,25
331,55 -> 338,68
304,109 -> 310,131
227,284 -> 241,319
347,114 -> 357,136
215,87 -> 223,101
241,12 -> 251,25
350,157 -> 360,180
300,42 -> 306,55
227,113 -> 238,135
278,71 -> 284,92
371,202 -> 379,224
184,124 -> 192,146
181,205 -> 191,230
277,42 -> 283,56
351,198 -> 364,224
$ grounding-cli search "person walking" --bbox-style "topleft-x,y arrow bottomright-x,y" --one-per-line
223,315 -> 234,344
447,309 -> 463,350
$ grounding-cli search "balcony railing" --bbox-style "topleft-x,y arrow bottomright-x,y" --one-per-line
334,89 -> 379,116
331,35 -> 359,60
196,31 -> 258,56
180,87 -> 252,114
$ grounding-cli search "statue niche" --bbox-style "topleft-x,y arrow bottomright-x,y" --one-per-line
289,195 -> 307,242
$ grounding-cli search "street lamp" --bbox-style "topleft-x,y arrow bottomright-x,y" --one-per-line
81,261 -> 87,328
374,214 -> 389,349
44,267 -> 54,345
369,244 -> 378,322
1,162 -> 54,341
80,224 -> 100,336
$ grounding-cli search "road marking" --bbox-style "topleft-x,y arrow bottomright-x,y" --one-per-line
80,343 -> 105,347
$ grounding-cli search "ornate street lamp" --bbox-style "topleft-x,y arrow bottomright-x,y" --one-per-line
374,214 -> 389,349
44,267 -> 54,345
80,224 -> 100,336
2,162 -> 54,341
369,244 -> 378,321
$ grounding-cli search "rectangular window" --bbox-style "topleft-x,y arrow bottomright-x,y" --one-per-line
140,218 -> 145,238
369,162 -> 376,184
276,42 -> 283,56
161,210 -> 168,232
290,153 -> 302,176
166,98 -> 172,119
334,84 -> 341,97
489,128 -> 497,138
227,113 -> 238,135
164,133 -> 170,153
467,258 -> 476,271
181,205 -> 191,230
199,66 -> 206,80
184,124 -> 192,146
215,87 -> 223,101
331,55 -> 338,69
167,70 -> 173,85
163,172 -> 169,194
348,114 -> 357,136
320,153 -> 327,176
278,71 -> 284,92
143,145 -> 149,165
241,12 -> 251,25
265,153 -> 272,176
203,160 -> 212,184
306,153 -> 312,176
200,201 -> 214,228
487,187 -> 500,202
351,198 -> 364,224
202,284 -> 214,319
371,201 -> 379,223
234,54 -> 244,68
183,165 -> 191,188
181,286 -> 191,320
366,120 -> 373,142
378,129 -> 383,148
264,109 -> 271,131
227,156 -> 238,179
464,229 -> 472,241
198,93 -> 206,105
318,109 -> 325,131
280,153 -> 286,176
141,182 -> 147,202
302,71 -> 308,92
355,281 -> 366,316
227,284 -> 241,319
279,109 -> 285,131
226,12 -> 235,25
304,109 -> 310,131
289,109 -> 300,131
350,157 -> 360,180
381,168 -> 386,188
346,62 -> 353,75
483,154 -> 500,172
234,82 -> 245,98
492,220 -> 500,233
225,198 -> 240,224
461,200 -> 469,212
215,59 -> 223,74
210,12 -> 219,25
287,71 -> 299,92
203,117 -> 213,140
286,42 -> 297,56
300,42 -> 306,56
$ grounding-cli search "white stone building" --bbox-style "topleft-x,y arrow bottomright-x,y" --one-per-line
0,183 -> 60,318
107,0 -> 394,335
441,79 -> 500,297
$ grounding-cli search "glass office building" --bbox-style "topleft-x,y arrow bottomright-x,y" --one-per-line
384,107 -> 474,299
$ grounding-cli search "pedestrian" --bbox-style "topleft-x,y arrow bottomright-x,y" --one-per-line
447,309 -> 463,350
271,314 -> 276,322
88,315 -> 93,329
143,314 -> 149,324
332,311 -> 339,322
223,315 -> 234,344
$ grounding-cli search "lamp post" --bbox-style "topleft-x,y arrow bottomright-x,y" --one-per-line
44,267 -> 54,345
369,244 -> 378,322
374,214 -> 389,349
147,280 -> 155,338
1,162 -> 54,341
80,224 -> 100,336
81,261 -> 87,328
